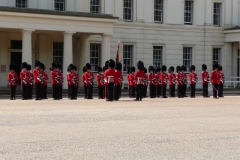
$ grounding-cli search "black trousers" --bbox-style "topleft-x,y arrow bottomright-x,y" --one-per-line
156,85 -> 161,97
52,85 -> 60,99
35,83 -> 42,99
128,85 -> 131,97
69,85 -> 76,99
41,85 -> 47,99
142,86 -> 147,98
28,85 -> 33,99
98,86 -> 104,99
114,85 -> 121,100
10,86 -> 16,99
87,85 -> 93,99
218,84 -> 223,97
84,86 -> 87,99
212,83 -> 219,98
75,85 -> 78,98
130,86 -> 135,98
177,85 -> 183,98
68,85 -> 70,98
190,84 -> 196,97
149,85 -> 155,98
22,84 -> 28,99
183,84 -> 187,97
119,85 -> 122,98
161,85 -> 167,97
107,83 -> 114,101
169,85 -> 175,97
136,84 -> 143,100
202,84 -> 209,97
59,85 -> 63,99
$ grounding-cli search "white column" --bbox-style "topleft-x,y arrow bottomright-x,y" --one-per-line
63,32 -> 74,89
22,29 -> 34,65
101,34 -> 111,67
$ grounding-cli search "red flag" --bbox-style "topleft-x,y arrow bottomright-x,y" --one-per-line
115,41 -> 120,62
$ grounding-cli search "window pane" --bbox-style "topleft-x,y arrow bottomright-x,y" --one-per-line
90,44 -> 100,72
55,0 -> 65,11
123,0 -> 133,21
183,47 -> 192,72
53,42 -> 64,65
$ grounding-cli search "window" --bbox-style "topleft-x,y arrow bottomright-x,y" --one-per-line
154,0 -> 163,23
213,48 -> 220,66
55,0 -> 65,11
123,45 -> 133,72
183,47 -> 192,72
153,46 -> 162,68
53,42 -> 63,65
16,0 -> 27,8
123,0 -> 133,21
184,0 -> 193,25
90,44 -> 100,72
213,3 -> 221,26
90,0 -> 101,14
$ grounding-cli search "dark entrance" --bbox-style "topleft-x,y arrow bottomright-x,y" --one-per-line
11,52 -> 22,85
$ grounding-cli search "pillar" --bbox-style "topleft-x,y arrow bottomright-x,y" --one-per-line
63,31 -> 74,89
22,29 -> 34,65
101,34 -> 111,67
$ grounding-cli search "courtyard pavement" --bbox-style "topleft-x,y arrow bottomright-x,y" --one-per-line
0,97 -> 240,160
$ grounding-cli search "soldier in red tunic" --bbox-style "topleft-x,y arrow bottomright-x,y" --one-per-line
27,64 -> 33,99
50,62 -> 60,100
148,66 -> 156,98
181,66 -> 188,97
104,59 -> 116,101
67,64 -> 78,100
189,65 -> 197,98
142,67 -> 148,98
40,63 -> 49,99
33,60 -> 43,100
67,65 -> 71,99
155,67 -> 161,98
56,63 -> 64,99
134,61 -> 145,101
8,63 -> 18,100
160,65 -> 168,98
96,67 -> 104,99
201,64 -> 210,98
210,63 -> 219,99
114,62 -> 123,101
82,66 -> 87,99
129,67 -> 136,98
168,66 -> 176,97
176,66 -> 183,98
218,65 -> 224,98
127,67 -> 131,97
73,65 -> 79,99
84,63 -> 94,99
20,62 -> 29,100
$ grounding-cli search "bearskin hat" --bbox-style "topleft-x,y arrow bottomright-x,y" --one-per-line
27,64 -> 32,71
52,62 -> 58,69
143,67 -> 147,73
148,66 -> 154,73
213,62 -> 219,70
21,62 -> 28,69
190,65 -> 196,71
202,64 -> 207,71
176,66 -> 181,72
162,65 -> 167,72
85,63 -> 91,70
155,67 -> 161,73
68,64 -> 74,71
131,66 -> 136,72
168,66 -> 174,73
57,63 -> 61,69
40,63 -> 45,71
218,65 -> 222,71
105,61 -> 109,69
9,63 -> 16,70
109,59 -> 115,68
74,65 -> 77,71
102,66 -> 106,72
82,66 -> 87,73
181,65 -> 186,71
137,61 -> 144,70
127,67 -> 131,74
98,67 -> 102,72
35,60 -> 41,67
115,62 -> 122,71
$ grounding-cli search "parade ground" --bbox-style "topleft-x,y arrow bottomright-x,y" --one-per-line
0,97 -> 240,160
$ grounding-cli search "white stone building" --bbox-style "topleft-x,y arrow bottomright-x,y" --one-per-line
0,0 -> 239,89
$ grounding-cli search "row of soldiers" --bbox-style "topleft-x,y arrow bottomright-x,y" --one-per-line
127,62 -> 224,99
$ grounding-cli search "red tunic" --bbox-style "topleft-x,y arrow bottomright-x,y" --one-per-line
84,71 -> 94,86
20,71 -> 30,85
67,73 -> 71,85
176,73 -> 182,86
28,72 -> 33,85
7,72 -> 18,86
210,70 -> 218,84
148,73 -> 156,85
82,73 -> 87,86
104,69 -> 115,83
129,73 -> 136,86
67,72 -> 79,86
218,72 -> 224,84
51,71 -> 59,85
74,73 -> 79,86
168,73 -> 176,86
114,70 -> 123,85
189,73 -> 198,85
33,69 -> 42,84
143,74 -> 148,86
135,70 -> 145,85
181,72 -> 187,85
43,71 -> 49,86
201,71 -> 209,84
96,73 -> 104,86
160,73 -> 168,85
127,74 -> 131,86
155,73 -> 161,85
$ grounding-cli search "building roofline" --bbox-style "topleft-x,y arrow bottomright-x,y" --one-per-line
0,6 -> 119,20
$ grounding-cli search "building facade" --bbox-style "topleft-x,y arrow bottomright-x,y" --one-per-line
0,0 -> 239,88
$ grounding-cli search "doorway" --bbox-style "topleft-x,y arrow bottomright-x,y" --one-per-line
11,52 -> 22,85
